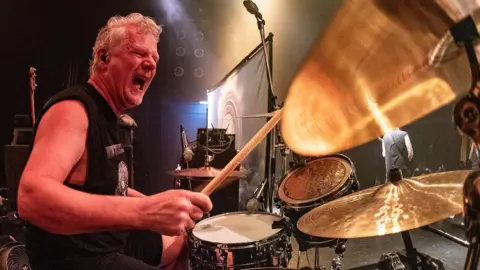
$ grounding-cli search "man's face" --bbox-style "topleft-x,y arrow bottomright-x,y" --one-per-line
103,27 -> 159,110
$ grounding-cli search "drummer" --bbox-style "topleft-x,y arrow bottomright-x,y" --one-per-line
16,13 -> 212,270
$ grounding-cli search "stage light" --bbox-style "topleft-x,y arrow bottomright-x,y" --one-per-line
193,68 -> 204,78
194,48 -> 204,58
194,31 -> 204,41
177,30 -> 187,39
176,46 -> 186,57
174,67 -> 185,77
199,100 -> 208,105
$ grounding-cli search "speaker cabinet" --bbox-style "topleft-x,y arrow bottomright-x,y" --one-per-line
4,145 -> 30,206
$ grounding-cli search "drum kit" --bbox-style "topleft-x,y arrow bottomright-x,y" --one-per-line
171,0 -> 480,269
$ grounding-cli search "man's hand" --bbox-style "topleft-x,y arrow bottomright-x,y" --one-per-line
137,190 -> 212,236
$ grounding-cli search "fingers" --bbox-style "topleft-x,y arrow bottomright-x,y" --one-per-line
184,214 -> 195,230
189,205 -> 204,221
187,192 -> 213,213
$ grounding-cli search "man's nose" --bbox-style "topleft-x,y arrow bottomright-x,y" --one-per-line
142,58 -> 156,71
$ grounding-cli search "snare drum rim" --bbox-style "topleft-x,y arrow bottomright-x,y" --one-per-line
278,154 -> 354,206
189,211 -> 287,249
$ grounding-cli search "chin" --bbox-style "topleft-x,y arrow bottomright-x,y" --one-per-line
128,98 -> 143,108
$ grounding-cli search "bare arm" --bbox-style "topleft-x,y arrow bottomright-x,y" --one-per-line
404,134 -> 414,161
128,188 -> 146,198
160,235 -> 189,270
17,100 -> 144,235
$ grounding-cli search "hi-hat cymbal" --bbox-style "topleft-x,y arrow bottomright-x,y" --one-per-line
296,170 -> 471,239
168,166 -> 247,178
281,0 -> 478,156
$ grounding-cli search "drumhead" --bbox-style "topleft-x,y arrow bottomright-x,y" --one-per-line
192,212 -> 282,244
278,155 -> 352,205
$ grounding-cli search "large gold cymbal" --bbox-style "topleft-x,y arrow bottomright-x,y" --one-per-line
282,0 -> 479,156
296,170 -> 471,239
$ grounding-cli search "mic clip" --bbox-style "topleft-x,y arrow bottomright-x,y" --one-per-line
271,217 -> 293,235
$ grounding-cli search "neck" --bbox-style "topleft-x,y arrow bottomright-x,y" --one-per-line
88,75 -> 123,116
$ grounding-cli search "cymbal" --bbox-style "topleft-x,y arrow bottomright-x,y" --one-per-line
296,170 -> 471,239
281,0 -> 478,156
239,111 -> 280,118
168,166 -> 247,178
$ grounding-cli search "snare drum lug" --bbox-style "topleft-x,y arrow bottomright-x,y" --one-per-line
192,238 -> 199,249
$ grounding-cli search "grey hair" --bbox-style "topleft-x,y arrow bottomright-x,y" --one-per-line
89,13 -> 163,76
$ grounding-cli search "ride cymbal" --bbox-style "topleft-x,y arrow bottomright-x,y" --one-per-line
168,166 -> 247,178
296,170 -> 471,239
281,0 -> 477,156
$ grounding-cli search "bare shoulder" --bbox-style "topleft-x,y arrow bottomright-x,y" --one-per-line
22,99 -> 90,184
37,100 -> 89,134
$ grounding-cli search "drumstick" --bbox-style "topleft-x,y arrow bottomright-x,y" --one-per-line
201,109 -> 283,195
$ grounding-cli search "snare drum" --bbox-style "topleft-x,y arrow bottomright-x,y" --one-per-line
278,154 -> 359,245
188,212 -> 292,269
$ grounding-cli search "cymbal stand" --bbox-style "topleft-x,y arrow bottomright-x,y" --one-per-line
462,170 -> 480,270
379,168 -> 444,270
450,16 -> 480,270
296,238 -> 346,270
272,116 -> 289,217
421,225 -> 469,247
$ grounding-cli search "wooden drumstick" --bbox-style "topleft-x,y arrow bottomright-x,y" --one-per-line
201,109 -> 283,195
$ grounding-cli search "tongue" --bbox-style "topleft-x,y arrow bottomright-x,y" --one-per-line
132,79 -> 142,90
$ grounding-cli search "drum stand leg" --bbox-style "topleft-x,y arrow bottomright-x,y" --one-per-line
314,247 -> 325,270
330,240 -> 346,270
379,231 -> 445,270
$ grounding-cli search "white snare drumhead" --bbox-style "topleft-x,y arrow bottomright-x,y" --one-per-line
192,213 -> 282,244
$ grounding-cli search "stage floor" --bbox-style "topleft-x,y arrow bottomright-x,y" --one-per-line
288,217 -> 467,269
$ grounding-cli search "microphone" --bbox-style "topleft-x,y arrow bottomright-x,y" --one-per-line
243,0 -> 263,19
180,126 -> 193,163
246,178 -> 268,211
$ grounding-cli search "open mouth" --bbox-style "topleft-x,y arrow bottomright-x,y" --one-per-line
132,76 -> 146,90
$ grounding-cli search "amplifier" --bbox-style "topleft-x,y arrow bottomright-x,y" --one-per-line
196,128 -> 233,148
176,128 -> 239,215
3,145 -> 29,206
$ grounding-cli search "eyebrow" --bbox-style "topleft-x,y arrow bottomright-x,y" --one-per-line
130,45 -> 159,62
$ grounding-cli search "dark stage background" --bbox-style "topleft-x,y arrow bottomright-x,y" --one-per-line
0,0 -> 466,223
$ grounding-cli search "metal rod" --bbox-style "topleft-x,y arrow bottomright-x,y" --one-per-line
205,107 -> 209,166
421,225 -> 469,247
401,231 -> 419,269
464,242 -> 480,270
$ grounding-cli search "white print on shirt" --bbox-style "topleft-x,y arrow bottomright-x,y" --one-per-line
105,144 -> 124,158
116,161 -> 129,196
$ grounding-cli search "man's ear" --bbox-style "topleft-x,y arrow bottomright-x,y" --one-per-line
96,49 -> 108,67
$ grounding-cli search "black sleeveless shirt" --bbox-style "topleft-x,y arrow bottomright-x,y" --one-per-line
25,83 -> 131,265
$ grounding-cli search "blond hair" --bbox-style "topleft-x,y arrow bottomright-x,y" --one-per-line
89,13 -> 163,76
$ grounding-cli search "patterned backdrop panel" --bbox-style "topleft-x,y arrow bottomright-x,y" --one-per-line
208,44 -> 270,210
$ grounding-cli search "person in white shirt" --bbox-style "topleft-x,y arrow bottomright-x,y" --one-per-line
379,128 -> 414,182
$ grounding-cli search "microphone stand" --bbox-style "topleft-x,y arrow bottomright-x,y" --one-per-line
247,5 -> 276,213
